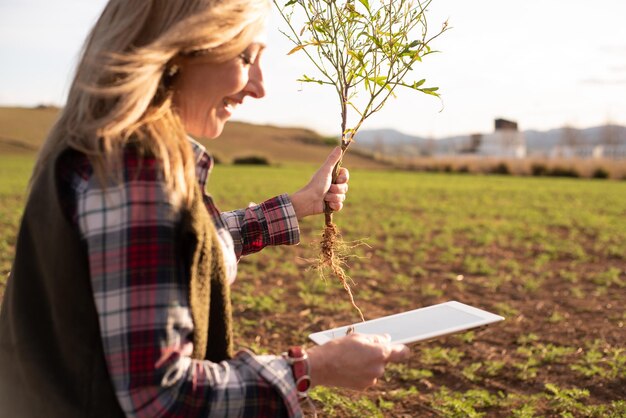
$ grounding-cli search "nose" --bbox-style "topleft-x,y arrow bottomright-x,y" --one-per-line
244,61 -> 265,99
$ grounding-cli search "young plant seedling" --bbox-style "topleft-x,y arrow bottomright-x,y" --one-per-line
275,0 -> 448,321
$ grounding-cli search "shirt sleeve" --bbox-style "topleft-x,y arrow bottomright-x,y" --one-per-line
220,194 -> 300,259
73,161 -> 302,418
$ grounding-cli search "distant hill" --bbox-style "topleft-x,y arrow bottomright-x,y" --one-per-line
0,106 -> 61,153
0,106 -> 387,169
5,106 -> 623,162
353,125 -> 626,156
523,125 -> 626,151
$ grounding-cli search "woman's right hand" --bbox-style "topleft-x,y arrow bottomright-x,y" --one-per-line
306,333 -> 410,390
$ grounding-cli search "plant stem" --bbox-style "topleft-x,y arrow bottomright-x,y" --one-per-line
324,140 -> 350,226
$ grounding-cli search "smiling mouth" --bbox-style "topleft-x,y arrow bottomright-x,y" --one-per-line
223,98 -> 241,112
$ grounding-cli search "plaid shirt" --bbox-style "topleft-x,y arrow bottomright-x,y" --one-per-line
56,139 -> 302,418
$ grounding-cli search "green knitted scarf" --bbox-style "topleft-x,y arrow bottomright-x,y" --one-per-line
182,184 -> 233,362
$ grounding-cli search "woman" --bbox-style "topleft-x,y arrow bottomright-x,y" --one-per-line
0,1 -> 409,417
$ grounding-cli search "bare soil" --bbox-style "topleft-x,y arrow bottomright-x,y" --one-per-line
233,224 -> 625,417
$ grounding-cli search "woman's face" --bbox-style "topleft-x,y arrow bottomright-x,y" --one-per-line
173,42 -> 266,139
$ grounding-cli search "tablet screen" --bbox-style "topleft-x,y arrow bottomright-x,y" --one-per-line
309,301 -> 504,345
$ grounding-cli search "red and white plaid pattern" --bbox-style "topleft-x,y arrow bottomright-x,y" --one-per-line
56,139 -> 302,417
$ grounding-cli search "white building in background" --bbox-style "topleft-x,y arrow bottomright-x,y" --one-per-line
549,123 -> 626,160
549,145 -> 599,159
550,144 -> 626,159
597,144 -> 626,159
475,119 -> 527,158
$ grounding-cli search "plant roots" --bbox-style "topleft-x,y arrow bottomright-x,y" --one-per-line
317,221 -> 365,322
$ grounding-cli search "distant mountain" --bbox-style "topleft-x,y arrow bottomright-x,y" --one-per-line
524,125 -> 626,150
352,125 -> 626,156
351,129 -> 426,156
354,129 -> 429,145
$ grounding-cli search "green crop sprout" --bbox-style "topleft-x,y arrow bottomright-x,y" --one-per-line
275,0 -> 448,320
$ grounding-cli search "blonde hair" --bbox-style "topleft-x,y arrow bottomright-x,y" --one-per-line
33,0 -> 270,206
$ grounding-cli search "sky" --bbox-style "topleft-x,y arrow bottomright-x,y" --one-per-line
1,0 -> 625,139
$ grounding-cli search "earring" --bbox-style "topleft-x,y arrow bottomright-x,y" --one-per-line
166,63 -> 180,78
162,63 -> 180,93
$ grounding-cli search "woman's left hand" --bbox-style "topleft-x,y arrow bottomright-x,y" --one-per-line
289,147 -> 349,220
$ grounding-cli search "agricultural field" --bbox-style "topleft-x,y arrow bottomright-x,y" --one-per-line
1,154 -> 625,417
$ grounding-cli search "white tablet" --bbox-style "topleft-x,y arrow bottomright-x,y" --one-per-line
308,301 -> 504,345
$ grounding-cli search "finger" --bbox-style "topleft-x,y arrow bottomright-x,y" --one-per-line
386,344 -> 410,363
327,202 -> 343,212
369,335 -> 381,344
324,193 -> 346,203
367,333 -> 389,345
323,147 -> 343,172
328,183 -> 348,194
335,167 -> 349,183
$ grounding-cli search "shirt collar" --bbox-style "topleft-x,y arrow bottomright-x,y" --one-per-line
187,136 -> 214,190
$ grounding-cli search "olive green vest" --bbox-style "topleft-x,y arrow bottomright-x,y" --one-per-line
0,149 -> 232,417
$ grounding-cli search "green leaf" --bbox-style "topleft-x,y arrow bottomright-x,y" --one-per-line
347,49 -> 361,62
419,86 -> 440,97
357,0 -> 370,12
408,40 -> 421,48
544,383 -> 559,395
284,0 -> 297,6
312,23 -> 327,34
367,34 -> 383,49
298,74 -> 324,85
372,76 -> 387,87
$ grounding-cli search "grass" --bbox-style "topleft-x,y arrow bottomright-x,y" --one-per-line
1,153 -> 625,416
0,155 -> 34,282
